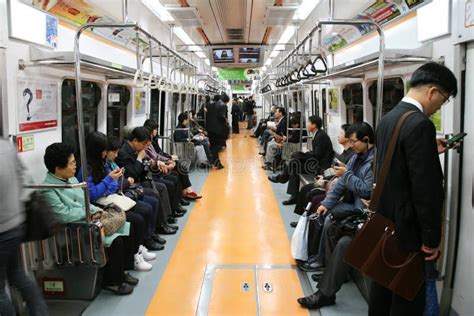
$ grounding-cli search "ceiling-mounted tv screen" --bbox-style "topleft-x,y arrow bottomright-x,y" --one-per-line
239,47 -> 260,63
213,48 -> 234,63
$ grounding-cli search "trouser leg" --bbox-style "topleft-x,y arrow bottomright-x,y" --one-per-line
317,236 -> 352,297
265,141 -> 279,164
176,160 -> 192,189
125,211 -> 145,253
103,237 -> 125,286
131,201 -> 153,239
0,226 -> 48,316
140,195 -> 159,235
142,186 -> 169,224
293,183 -> 315,215
316,216 -> 332,265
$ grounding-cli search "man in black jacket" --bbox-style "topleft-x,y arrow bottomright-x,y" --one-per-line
369,62 -> 458,315
269,116 -> 334,205
206,94 -> 228,169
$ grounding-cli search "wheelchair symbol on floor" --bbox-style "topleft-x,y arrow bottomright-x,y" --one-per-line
241,282 -> 251,292
263,282 -> 273,293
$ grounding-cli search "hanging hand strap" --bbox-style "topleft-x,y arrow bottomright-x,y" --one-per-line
369,111 -> 416,211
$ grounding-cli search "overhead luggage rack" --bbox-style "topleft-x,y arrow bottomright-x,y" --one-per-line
304,47 -> 432,84
19,46 -> 151,80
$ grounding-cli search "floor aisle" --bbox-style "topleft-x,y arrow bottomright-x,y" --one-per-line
146,129 -> 309,315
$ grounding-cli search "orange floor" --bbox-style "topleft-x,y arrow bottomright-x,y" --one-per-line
146,127 -> 308,315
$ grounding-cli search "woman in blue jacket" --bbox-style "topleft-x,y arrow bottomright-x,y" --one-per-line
77,132 -> 162,271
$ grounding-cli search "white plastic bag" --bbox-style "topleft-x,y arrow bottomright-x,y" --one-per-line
291,212 -> 309,261
95,194 -> 136,211
194,145 -> 208,163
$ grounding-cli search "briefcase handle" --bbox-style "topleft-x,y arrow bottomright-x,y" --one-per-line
381,227 -> 418,269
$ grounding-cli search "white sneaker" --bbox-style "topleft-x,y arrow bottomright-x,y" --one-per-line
139,245 -> 157,261
134,253 -> 152,271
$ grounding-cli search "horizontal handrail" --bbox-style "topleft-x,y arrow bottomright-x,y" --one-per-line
24,182 -> 88,189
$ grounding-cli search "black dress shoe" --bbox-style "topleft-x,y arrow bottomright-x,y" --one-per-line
123,272 -> 139,286
144,239 -> 164,251
152,234 -> 166,245
180,198 -> 190,206
290,221 -> 298,228
297,291 -> 335,309
214,161 -> 224,169
177,206 -> 187,214
282,196 -> 298,205
168,217 -> 177,224
157,225 -> 177,235
311,274 -> 322,282
268,175 -> 282,183
298,260 -> 324,272
167,224 -> 179,230
171,211 -> 184,218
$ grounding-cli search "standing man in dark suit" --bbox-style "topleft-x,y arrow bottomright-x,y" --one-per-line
206,94 -> 227,169
370,62 -> 458,315
269,116 -> 334,205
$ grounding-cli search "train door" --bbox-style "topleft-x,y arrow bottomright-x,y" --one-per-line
313,89 -> 319,116
343,83 -> 364,124
106,85 -> 130,141
368,77 -> 404,127
61,79 -> 101,154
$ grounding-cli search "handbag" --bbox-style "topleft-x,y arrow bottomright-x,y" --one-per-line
99,204 -> 126,236
291,212 -> 310,261
95,176 -> 137,211
344,110 -> 425,301
24,191 -> 61,241
123,183 -> 144,201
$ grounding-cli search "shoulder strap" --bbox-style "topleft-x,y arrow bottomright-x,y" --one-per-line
369,110 -> 416,211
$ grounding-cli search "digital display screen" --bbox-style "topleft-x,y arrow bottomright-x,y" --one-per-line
213,49 -> 234,63
239,48 -> 260,63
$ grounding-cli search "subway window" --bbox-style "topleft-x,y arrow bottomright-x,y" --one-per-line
107,85 -> 130,142
61,79 -> 101,154
368,77 -> 404,126
343,83 -> 364,124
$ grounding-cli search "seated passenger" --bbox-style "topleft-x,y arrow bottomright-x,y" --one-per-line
144,119 -> 202,200
297,199 -> 371,310
41,143 -> 135,295
292,124 -> 355,216
116,127 -> 182,233
263,116 -> 305,171
301,123 -> 374,271
76,132 -> 162,262
174,112 -> 213,163
269,116 -> 334,206
258,107 -> 285,155
261,107 -> 287,161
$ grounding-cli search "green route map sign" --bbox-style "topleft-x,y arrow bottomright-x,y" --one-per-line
218,68 -> 259,80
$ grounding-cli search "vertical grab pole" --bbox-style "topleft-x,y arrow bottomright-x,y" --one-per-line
74,27 -> 91,223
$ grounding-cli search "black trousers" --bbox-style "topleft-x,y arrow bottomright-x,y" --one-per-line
293,183 -> 325,215
282,156 -> 320,196
208,131 -> 224,164
369,279 -> 426,316
125,211 -> 145,254
232,115 -> 240,133
174,160 -> 192,189
153,173 -> 181,212
317,235 -> 352,297
142,185 -> 171,224
103,234 -> 134,286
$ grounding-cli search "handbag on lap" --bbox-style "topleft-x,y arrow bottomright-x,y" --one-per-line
344,110 -> 425,301
99,204 -> 126,236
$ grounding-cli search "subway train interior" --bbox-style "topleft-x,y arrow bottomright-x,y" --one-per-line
0,0 -> 473,315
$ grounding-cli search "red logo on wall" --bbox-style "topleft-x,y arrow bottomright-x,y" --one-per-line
36,89 -> 43,99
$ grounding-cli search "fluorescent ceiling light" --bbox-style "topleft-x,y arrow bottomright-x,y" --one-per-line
278,25 -> 296,45
196,51 -> 206,58
274,44 -> 286,51
293,0 -> 320,20
270,50 -> 280,58
205,59 -> 210,66
261,66 -> 267,72
142,0 -> 174,22
174,27 -> 194,45
265,58 -> 272,66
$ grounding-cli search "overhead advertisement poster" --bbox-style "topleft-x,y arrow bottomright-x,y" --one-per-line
323,0 -> 428,53
24,0 -> 148,49
134,89 -> 147,116
17,79 -> 58,133
218,69 -> 260,81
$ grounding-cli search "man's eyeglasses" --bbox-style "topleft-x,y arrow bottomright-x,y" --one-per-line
435,88 -> 451,105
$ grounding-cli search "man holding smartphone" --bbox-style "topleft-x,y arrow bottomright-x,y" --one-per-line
369,62 -> 459,315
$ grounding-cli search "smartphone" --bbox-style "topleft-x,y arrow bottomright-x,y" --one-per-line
446,132 -> 467,146
332,157 -> 342,167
